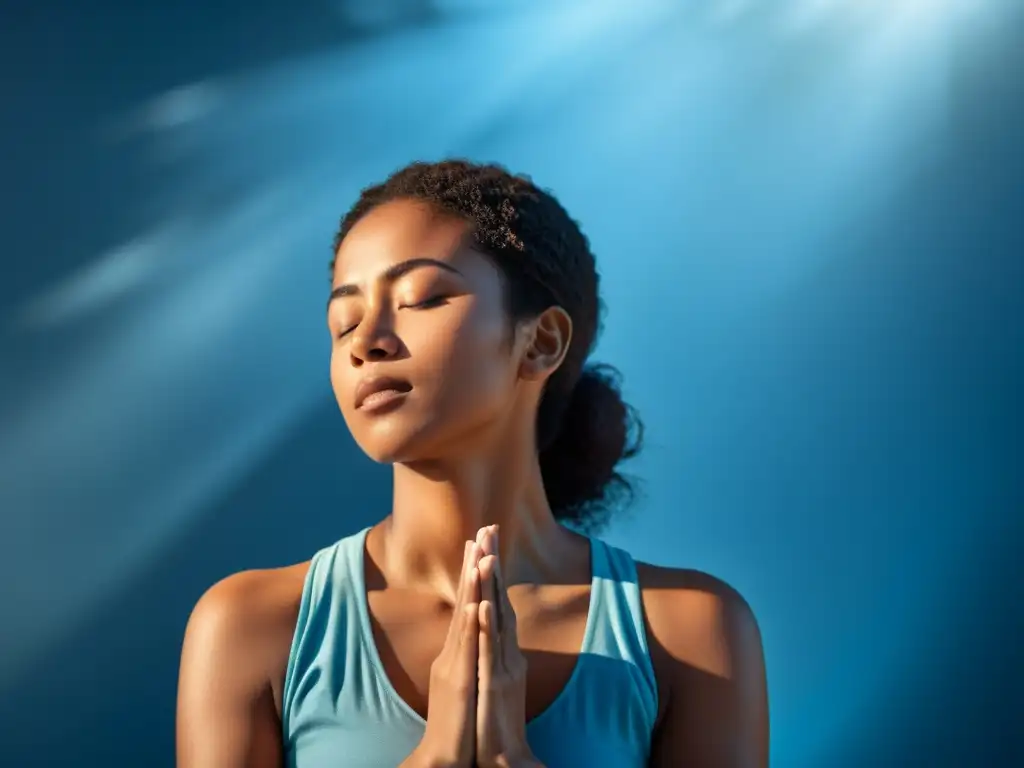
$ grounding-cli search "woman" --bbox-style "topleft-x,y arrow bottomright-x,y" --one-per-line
176,160 -> 769,767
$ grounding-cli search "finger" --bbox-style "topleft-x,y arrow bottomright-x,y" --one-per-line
481,527 -> 504,631
490,539 -> 516,632
487,526 -> 504,590
470,540 -> 483,574
460,600 -> 479,683
478,554 -> 496,607
459,567 -> 480,654
479,557 -> 503,637
478,524 -> 497,556
495,589 -> 516,675
464,542 -> 483,601
478,600 -> 496,683
455,540 -> 473,606
468,562 -> 480,605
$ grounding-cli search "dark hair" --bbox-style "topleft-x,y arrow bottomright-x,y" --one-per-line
333,160 -> 643,532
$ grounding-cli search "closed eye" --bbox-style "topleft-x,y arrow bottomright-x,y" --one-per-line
405,295 -> 449,310
335,295 -> 447,338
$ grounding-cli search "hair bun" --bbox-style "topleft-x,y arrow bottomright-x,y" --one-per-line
538,363 -> 643,533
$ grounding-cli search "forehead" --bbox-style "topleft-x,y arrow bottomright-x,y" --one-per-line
333,198 -> 478,285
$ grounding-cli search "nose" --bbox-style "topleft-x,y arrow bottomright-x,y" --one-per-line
348,312 -> 400,366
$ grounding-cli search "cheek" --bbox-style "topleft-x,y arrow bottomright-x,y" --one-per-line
329,348 -> 357,421
419,305 -> 513,408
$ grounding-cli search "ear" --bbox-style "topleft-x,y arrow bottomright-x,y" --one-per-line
520,306 -> 573,383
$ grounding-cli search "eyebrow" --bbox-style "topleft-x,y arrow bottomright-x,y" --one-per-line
327,257 -> 463,307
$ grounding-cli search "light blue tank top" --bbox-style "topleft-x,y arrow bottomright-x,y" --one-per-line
282,527 -> 658,767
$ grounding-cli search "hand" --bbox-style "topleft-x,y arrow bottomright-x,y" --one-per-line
474,526 -> 541,768
405,540 -> 482,768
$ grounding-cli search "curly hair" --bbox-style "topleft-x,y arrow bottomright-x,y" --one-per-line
332,159 -> 643,533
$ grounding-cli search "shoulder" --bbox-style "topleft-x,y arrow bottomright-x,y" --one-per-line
185,563 -> 310,648
635,561 -> 762,680
635,562 -> 769,764
176,563 -> 312,763
180,563 -> 311,698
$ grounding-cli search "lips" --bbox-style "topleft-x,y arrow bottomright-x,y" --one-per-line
354,375 -> 413,410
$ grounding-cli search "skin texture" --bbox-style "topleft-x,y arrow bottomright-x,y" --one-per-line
176,199 -> 769,767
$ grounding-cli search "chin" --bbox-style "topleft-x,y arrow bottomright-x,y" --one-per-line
361,444 -> 410,465
352,420 -> 434,465
356,437 -> 415,465
346,402 -> 491,466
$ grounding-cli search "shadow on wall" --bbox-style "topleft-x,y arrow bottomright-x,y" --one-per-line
0,400 -> 388,767
798,10 -> 1024,763
0,0 -> 408,315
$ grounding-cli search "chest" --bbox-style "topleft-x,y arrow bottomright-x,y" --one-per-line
366,584 -> 592,721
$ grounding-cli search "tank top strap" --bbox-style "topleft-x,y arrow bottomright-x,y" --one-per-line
282,528 -> 384,742
581,537 -> 658,719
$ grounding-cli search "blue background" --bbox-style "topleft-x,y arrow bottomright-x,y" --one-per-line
1,1 -> 1021,765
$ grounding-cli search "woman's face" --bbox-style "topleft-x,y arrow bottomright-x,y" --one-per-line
329,198 -> 526,464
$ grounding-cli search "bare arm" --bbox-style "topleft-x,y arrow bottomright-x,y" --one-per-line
641,566 -> 769,767
176,572 -> 291,768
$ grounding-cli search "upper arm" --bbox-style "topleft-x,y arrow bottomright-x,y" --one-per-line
176,573 -> 286,768
640,566 -> 769,768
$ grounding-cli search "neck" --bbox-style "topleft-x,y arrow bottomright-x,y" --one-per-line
378,440 -> 567,602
